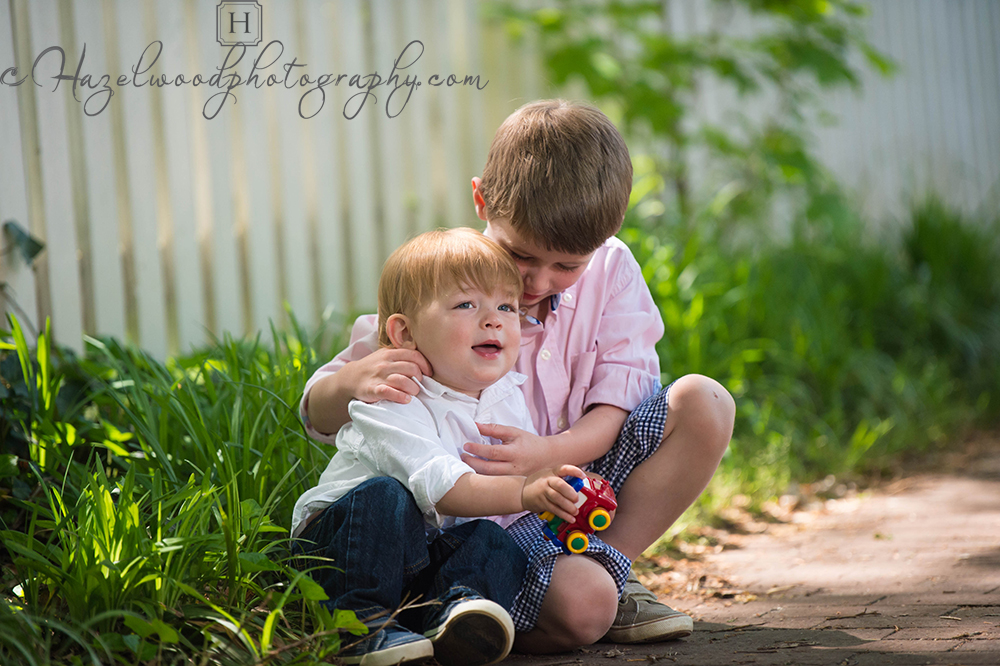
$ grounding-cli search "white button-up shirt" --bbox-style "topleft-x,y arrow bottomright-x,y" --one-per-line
292,372 -> 536,537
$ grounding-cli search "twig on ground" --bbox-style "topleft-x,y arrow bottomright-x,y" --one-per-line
710,622 -> 765,632
824,608 -> 879,620
257,594 -> 436,663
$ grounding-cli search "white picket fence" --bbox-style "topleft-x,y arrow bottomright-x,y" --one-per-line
816,0 -> 1000,225
1,0 -> 997,357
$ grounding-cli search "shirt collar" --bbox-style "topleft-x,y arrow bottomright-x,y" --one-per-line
520,293 -> 563,326
418,376 -> 474,401
478,371 -> 527,411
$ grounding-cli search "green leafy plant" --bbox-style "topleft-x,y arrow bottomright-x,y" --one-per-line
623,200 -> 1000,528
494,0 -> 893,239
1,314 -> 366,665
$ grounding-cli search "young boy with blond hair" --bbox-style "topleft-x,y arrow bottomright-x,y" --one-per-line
293,228 -> 589,666
303,101 -> 736,654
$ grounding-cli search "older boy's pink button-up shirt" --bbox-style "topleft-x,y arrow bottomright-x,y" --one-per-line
302,235 -> 664,441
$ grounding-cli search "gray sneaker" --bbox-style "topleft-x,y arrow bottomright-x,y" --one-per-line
602,570 -> 694,644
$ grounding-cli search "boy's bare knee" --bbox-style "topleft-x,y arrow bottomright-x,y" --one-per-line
550,597 -> 617,647
534,559 -> 619,649
669,374 -> 736,453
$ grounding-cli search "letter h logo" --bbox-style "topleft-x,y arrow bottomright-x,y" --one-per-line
217,1 -> 262,46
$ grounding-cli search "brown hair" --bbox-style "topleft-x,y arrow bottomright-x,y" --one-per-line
478,99 -> 633,254
377,228 -> 523,347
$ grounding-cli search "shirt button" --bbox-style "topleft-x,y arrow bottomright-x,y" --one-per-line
563,293 -> 573,302
540,349 -> 551,361
557,416 -> 568,430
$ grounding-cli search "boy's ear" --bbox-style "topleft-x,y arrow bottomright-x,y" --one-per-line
471,177 -> 488,221
386,314 -> 417,350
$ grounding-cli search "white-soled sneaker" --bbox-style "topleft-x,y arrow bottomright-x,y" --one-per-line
422,594 -> 514,666
602,570 -> 694,644
339,621 -> 433,666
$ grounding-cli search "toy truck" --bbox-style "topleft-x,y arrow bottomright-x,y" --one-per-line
538,475 -> 618,554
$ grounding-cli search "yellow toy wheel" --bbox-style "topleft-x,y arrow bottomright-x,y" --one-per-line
566,531 -> 589,553
588,508 -> 612,531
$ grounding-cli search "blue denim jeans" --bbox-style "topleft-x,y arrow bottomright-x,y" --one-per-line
293,477 -> 528,631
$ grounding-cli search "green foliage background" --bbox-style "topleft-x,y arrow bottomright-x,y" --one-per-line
1,319 -> 367,665
2,1 -> 1000,663
626,201 -> 1000,526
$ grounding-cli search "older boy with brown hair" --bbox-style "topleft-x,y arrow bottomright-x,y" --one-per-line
304,101 -> 736,654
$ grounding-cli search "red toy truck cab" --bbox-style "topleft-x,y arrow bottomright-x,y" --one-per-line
539,475 -> 618,554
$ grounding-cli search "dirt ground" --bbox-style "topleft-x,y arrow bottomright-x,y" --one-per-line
504,438 -> 1000,666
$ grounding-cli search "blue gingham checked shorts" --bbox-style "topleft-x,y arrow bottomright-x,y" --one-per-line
505,382 -> 673,631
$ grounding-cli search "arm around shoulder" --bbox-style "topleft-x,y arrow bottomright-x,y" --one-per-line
305,371 -> 357,437
301,315 -> 379,438
301,315 -> 432,437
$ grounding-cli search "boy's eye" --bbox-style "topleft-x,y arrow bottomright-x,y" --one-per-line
498,304 -> 514,313
556,264 -> 582,273
455,301 -> 474,309
509,251 -> 530,262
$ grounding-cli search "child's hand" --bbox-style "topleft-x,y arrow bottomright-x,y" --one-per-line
341,347 -> 433,404
520,465 -> 586,523
462,424 -> 554,476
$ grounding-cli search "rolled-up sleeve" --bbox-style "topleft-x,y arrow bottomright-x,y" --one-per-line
583,259 -> 664,414
343,400 -> 475,527
300,315 -> 379,443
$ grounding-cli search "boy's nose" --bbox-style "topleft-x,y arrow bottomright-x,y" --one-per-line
525,267 -> 557,293
522,271 -> 546,294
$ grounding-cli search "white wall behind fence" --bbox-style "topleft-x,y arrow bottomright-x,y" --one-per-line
814,0 -> 1000,225
1,0 -> 997,357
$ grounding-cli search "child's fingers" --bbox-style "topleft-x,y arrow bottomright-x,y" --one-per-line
476,422 -> 522,441
382,348 -> 433,377
549,507 -> 577,524
410,350 -> 433,376
372,384 -> 413,404
384,374 -> 421,396
556,464 -> 586,480
463,441 -> 513,462
544,488 -> 580,522
542,477 -> 580,521
461,454 -> 516,476
462,443 -> 519,476
384,362 -> 425,386
549,475 -> 580,503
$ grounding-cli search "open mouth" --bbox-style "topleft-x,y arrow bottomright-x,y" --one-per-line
472,341 -> 503,356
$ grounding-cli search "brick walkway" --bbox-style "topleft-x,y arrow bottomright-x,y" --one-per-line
505,446 -> 1000,665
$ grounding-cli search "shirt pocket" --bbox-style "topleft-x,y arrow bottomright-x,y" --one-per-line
567,351 -> 597,426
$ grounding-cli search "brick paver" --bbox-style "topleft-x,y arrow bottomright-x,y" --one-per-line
505,448 -> 1000,665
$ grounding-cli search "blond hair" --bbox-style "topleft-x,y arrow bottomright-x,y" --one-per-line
478,99 -> 633,254
377,228 -> 523,348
